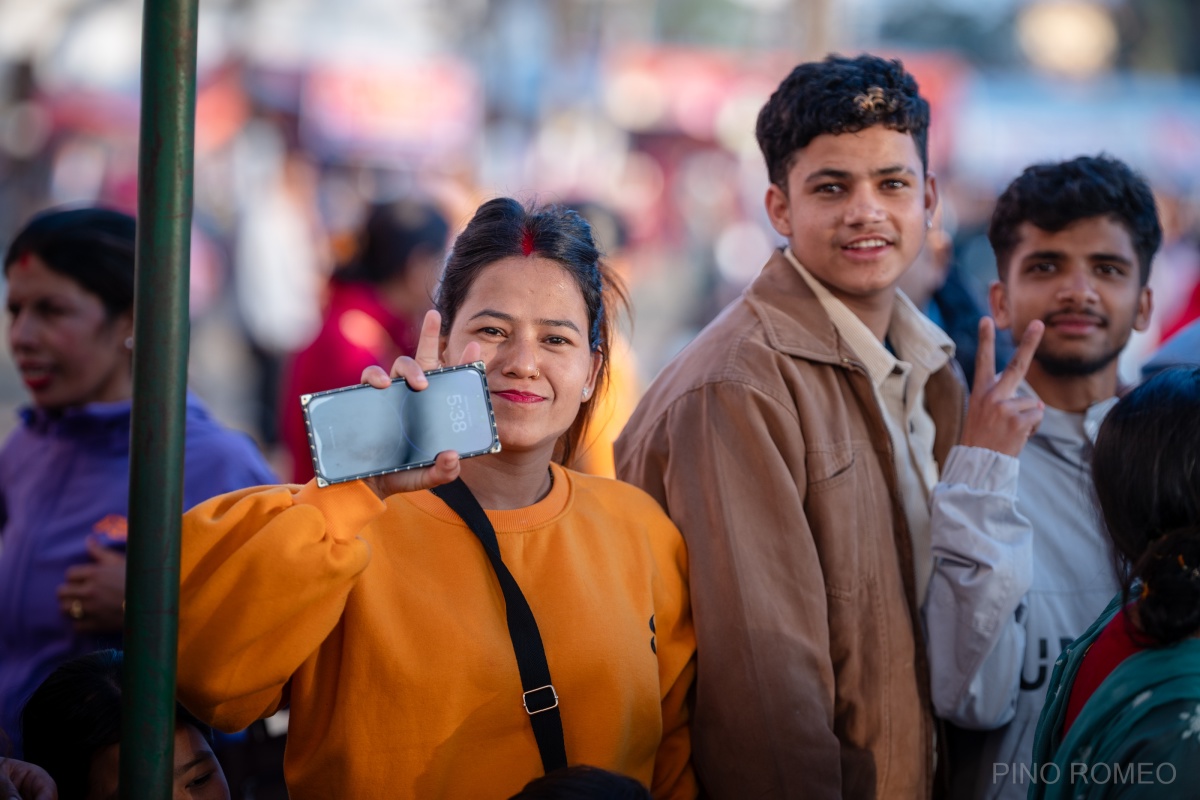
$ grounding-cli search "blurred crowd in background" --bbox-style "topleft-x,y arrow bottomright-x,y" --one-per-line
0,0 -> 1198,478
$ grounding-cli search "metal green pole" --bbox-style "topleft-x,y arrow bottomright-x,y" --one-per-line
121,0 -> 198,796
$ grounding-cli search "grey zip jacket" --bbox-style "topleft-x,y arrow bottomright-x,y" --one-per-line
923,390 -> 1118,800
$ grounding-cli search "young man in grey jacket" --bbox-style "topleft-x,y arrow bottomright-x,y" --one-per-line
924,155 -> 1160,799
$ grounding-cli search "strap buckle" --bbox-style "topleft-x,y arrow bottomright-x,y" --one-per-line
522,684 -> 559,715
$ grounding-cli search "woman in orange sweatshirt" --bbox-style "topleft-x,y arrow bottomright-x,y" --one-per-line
176,198 -> 696,800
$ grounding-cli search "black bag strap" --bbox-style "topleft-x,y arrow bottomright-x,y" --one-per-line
430,478 -> 568,774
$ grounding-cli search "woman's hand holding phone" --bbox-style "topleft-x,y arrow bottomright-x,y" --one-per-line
359,310 -> 482,500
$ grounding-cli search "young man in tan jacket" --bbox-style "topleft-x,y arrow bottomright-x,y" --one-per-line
616,54 -> 975,799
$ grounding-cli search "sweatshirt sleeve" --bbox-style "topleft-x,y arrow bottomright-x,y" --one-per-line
924,445 -> 1033,729
176,479 -> 385,731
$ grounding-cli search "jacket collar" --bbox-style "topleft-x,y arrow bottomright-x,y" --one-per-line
743,249 -> 965,465
743,249 -> 854,365
744,248 -> 955,369
780,247 -> 954,385
18,392 -> 207,439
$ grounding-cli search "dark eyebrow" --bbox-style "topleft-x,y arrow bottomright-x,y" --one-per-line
804,168 -> 852,184
1090,252 -> 1134,265
871,165 -> 916,178
803,164 -> 915,183
467,309 -> 582,335
175,750 -> 217,777
1022,250 -> 1066,262
1021,250 -> 1134,266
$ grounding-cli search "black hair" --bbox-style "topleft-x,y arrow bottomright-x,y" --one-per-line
988,155 -> 1162,284
508,765 -> 652,799
4,208 -> 137,318
21,649 -> 215,800
333,198 -> 449,286
756,53 -> 930,189
1092,366 -> 1200,647
436,197 -> 628,467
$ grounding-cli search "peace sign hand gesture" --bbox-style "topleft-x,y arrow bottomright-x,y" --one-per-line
960,317 -> 1045,458
358,310 -> 482,500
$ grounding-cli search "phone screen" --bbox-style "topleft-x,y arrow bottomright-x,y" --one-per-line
302,362 -> 500,486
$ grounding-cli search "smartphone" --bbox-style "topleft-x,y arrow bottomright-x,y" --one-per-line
301,361 -> 501,487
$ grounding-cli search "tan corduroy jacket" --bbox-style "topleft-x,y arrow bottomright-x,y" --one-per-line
615,249 -> 965,800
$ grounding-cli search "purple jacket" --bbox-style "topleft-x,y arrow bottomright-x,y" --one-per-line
0,393 -> 276,754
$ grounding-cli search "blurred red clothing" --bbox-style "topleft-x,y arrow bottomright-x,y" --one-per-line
280,281 -> 419,482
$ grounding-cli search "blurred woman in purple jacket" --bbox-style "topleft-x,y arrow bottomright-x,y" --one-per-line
0,208 -> 276,756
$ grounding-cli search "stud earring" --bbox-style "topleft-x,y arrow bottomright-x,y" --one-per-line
925,217 -> 933,230
124,337 -> 134,350
582,387 -> 590,399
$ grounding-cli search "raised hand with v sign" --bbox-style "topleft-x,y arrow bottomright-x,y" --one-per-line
960,317 -> 1046,457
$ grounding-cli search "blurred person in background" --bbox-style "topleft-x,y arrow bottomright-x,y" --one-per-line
564,199 -> 642,478
174,198 -> 696,799
1141,317 -> 1200,379
897,207 -> 1012,385
280,197 -> 449,482
0,208 -> 277,757
925,156 -> 1158,799
21,649 -> 230,800
1029,366 -> 1200,799
232,116 -> 330,455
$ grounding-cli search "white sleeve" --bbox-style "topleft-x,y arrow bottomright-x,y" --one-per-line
924,445 -> 1033,730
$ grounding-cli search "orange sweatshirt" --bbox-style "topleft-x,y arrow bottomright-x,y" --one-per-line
176,464 -> 696,799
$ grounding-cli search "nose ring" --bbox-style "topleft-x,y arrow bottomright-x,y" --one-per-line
533,368 -> 540,380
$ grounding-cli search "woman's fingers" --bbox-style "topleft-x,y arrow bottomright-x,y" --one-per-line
360,364 -> 392,389
421,450 -> 463,488
362,451 -> 461,500
366,355 -> 430,391
456,341 -> 482,367
413,310 -> 444,372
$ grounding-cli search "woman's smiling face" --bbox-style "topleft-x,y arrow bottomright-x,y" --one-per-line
441,256 -> 601,459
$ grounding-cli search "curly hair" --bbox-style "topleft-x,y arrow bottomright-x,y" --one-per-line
436,197 -> 629,466
988,155 -> 1162,284
1092,367 -> 1200,647
755,53 -> 930,189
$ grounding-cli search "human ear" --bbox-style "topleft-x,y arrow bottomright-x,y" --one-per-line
1133,285 -> 1153,333
989,281 -> 1012,331
116,311 -> 134,351
924,172 -> 939,219
584,352 -> 603,399
764,184 -> 793,238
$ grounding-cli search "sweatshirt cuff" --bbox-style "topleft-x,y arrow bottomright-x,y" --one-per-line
939,445 -> 1020,494
293,479 -> 386,543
